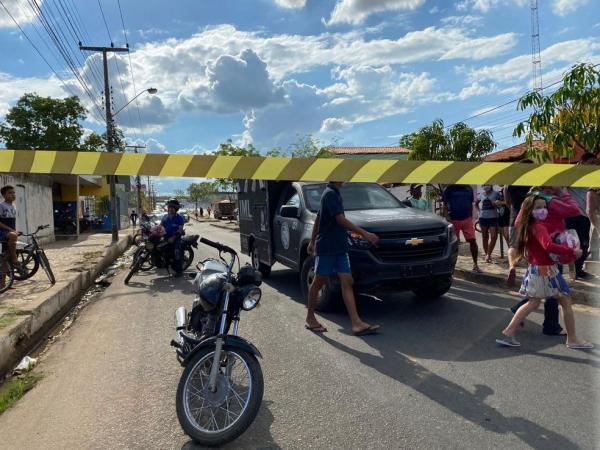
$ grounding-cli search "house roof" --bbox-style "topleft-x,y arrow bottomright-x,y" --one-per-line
331,146 -> 410,155
484,140 -> 586,163
483,141 -> 546,162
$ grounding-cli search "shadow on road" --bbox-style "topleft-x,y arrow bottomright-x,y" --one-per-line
263,268 -> 599,367
317,332 -> 580,450
181,400 -> 279,450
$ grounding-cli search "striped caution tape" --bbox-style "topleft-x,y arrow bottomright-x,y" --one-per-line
0,150 -> 599,187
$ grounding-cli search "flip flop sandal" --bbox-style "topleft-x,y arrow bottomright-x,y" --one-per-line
495,336 -> 521,347
354,324 -> 380,336
305,324 -> 327,333
566,342 -> 594,350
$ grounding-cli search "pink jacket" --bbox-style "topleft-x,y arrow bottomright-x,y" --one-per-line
515,191 -> 580,235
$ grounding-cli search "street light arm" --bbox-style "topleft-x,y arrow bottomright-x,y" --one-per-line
112,88 -> 157,117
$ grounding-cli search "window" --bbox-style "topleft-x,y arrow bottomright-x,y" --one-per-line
303,183 -> 402,212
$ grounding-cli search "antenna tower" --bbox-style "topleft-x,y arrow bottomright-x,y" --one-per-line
530,0 -> 543,92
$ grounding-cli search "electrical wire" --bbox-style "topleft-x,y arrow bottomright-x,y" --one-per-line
97,0 -> 113,43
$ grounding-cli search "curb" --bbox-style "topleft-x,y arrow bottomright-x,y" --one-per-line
0,235 -> 131,379
453,267 -> 599,308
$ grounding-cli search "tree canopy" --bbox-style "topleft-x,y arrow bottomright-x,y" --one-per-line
0,93 -> 87,150
401,119 -> 495,161
514,63 -> 600,160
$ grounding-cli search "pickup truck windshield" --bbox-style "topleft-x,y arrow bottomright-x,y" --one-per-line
303,183 -> 403,212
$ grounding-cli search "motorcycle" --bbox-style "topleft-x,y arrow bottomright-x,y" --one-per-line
124,233 -> 199,284
132,220 -> 153,246
171,237 -> 264,447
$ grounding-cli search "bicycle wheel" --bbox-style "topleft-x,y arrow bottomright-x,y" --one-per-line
13,248 -> 40,281
0,257 -> 14,294
38,250 -> 56,284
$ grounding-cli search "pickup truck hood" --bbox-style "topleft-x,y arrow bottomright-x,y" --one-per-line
345,208 -> 447,232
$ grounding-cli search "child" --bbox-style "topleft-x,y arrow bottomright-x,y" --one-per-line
496,195 -> 593,349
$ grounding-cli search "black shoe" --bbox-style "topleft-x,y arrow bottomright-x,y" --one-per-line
576,271 -> 594,280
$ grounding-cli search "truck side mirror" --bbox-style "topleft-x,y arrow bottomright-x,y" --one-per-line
280,205 -> 299,218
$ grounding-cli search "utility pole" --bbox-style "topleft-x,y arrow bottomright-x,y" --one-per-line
80,44 -> 129,243
530,0 -> 543,92
126,144 -> 146,215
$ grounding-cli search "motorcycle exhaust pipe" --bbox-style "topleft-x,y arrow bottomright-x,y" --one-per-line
174,306 -> 187,346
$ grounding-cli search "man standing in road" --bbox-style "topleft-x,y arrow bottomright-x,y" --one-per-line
161,198 -> 185,277
305,182 -> 380,336
443,184 -> 481,273
477,185 -> 501,263
130,210 -> 138,228
406,184 -> 430,211
0,185 -> 20,270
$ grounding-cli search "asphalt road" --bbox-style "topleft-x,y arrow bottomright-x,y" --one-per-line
0,220 -> 599,450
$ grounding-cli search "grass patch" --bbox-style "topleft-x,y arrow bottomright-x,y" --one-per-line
0,372 -> 43,415
82,250 -> 104,260
0,308 -> 29,330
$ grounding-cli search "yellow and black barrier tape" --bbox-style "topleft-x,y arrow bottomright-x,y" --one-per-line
1,150 -> 599,187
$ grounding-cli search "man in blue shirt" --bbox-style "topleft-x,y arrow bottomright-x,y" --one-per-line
161,198 -> 185,276
306,182 -> 380,336
442,184 -> 481,273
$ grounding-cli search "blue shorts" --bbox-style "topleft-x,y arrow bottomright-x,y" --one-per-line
479,217 -> 499,228
315,254 -> 351,276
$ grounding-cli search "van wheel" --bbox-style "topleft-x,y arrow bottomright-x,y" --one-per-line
251,245 -> 271,278
300,256 -> 341,312
413,276 -> 453,299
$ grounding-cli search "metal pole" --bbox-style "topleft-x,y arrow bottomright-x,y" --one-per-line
102,50 -> 119,243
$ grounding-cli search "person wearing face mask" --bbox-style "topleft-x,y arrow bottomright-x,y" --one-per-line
496,195 -> 592,349
509,187 -> 581,335
477,185 -> 501,263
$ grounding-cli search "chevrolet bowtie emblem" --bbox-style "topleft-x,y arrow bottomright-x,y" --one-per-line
405,238 -> 424,246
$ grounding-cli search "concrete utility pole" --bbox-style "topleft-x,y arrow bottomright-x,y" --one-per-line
80,44 -> 129,243
126,145 -> 146,215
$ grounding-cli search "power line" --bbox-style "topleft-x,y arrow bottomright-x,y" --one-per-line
97,0 -> 113,43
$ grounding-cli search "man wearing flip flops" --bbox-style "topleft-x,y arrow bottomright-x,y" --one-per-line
305,182 -> 380,336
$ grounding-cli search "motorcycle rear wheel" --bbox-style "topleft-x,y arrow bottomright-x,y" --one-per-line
176,347 -> 263,447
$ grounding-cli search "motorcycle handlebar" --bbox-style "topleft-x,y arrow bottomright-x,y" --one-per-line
199,237 -> 237,255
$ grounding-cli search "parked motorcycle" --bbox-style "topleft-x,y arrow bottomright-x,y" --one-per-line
171,237 -> 264,447
124,233 -> 199,284
132,220 -> 152,246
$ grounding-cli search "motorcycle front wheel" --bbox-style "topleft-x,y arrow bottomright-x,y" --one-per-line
176,347 -> 263,447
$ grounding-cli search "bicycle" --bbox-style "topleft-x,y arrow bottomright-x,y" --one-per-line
0,243 -> 14,294
14,225 -> 55,285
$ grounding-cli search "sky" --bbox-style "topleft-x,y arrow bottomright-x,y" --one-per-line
0,0 -> 599,193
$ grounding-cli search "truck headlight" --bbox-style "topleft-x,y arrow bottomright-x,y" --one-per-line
348,231 -> 371,249
447,224 -> 457,243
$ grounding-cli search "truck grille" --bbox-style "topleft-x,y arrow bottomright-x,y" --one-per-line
376,227 -> 446,240
373,245 -> 445,262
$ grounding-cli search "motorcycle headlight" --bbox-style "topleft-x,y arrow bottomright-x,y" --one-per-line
242,287 -> 261,311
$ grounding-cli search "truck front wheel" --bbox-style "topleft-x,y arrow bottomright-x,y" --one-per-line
412,276 -> 453,299
300,256 -> 341,312
251,245 -> 272,278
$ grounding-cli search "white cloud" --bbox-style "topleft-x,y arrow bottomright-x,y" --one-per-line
552,0 -> 589,16
178,49 -> 284,113
0,0 -> 40,29
467,38 -> 600,85
274,0 -> 306,9
326,0 -> 426,25
455,0 -> 527,13
0,72 -> 65,117
320,117 -> 351,132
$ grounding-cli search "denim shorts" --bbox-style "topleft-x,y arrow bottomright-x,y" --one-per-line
315,254 -> 351,276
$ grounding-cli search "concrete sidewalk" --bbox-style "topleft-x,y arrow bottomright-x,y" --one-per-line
0,231 -> 132,378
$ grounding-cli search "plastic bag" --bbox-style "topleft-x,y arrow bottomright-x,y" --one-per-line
549,229 -> 580,264
13,356 -> 37,375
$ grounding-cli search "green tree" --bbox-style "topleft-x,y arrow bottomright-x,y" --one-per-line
402,119 -> 495,162
187,181 -> 216,211
213,140 -> 260,194
288,134 -> 334,158
0,93 -> 86,150
514,63 -> 600,160
81,132 -> 106,152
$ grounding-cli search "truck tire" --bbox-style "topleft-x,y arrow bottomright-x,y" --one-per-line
300,256 -> 342,312
412,276 -> 453,299
251,245 -> 271,278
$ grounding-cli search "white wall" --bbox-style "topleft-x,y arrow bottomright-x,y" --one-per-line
0,173 -> 54,243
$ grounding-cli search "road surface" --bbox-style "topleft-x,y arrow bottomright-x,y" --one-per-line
0,220 -> 598,449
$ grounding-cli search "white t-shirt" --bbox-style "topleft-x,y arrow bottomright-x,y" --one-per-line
0,201 -> 16,230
